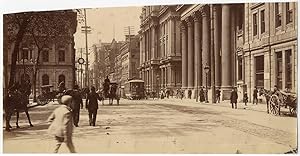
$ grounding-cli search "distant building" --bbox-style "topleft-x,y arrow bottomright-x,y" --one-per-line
4,10 -> 77,95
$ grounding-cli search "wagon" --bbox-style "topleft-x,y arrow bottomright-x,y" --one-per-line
269,91 -> 297,116
37,85 -> 61,105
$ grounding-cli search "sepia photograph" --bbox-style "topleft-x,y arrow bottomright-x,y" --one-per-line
2,0 -> 298,154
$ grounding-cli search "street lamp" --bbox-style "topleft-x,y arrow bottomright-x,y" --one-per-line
204,65 -> 210,103
156,74 -> 160,99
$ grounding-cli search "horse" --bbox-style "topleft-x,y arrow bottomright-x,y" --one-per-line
259,88 -> 273,114
101,83 -> 119,105
4,90 -> 33,131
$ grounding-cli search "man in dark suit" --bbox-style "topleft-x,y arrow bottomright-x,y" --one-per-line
70,85 -> 83,127
253,86 -> 258,105
230,87 -> 238,109
86,86 -> 102,126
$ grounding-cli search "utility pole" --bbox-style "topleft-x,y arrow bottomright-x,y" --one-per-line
81,9 -> 92,88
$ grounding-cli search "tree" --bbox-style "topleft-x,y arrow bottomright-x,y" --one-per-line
4,10 -> 77,101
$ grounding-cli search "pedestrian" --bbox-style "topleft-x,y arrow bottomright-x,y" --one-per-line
243,92 -> 248,106
180,89 -> 184,100
253,86 -> 258,105
86,86 -> 102,126
188,90 -> 192,99
70,85 -> 83,127
47,95 -> 76,153
216,88 -> 221,103
199,87 -> 205,102
230,87 -> 238,109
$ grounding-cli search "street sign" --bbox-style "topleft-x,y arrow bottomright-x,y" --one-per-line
78,58 -> 85,64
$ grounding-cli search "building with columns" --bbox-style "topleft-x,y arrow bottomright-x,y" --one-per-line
139,6 -> 182,94
139,3 -> 297,102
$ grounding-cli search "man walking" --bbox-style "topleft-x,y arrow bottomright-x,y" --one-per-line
253,86 -> 258,105
216,88 -> 221,103
230,87 -> 238,109
71,85 -> 83,127
47,95 -> 76,153
86,86 -> 102,126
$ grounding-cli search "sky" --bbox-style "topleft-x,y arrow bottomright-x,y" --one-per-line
74,7 -> 142,50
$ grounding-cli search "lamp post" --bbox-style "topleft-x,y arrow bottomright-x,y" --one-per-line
156,74 -> 160,99
204,65 -> 210,103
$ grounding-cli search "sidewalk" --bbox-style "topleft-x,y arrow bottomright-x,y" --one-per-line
142,97 -> 274,114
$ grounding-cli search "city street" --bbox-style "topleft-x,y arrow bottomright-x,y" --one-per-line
3,98 -> 297,154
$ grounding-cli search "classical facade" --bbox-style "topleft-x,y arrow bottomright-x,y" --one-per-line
4,11 -> 77,95
139,3 -> 297,102
139,6 -> 182,94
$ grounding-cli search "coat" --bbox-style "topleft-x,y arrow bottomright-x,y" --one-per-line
70,89 -> 83,110
86,92 -> 101,111
230,90 -> 238,103
47,105 -> 73,139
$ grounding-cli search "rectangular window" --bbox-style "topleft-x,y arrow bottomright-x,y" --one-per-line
42,49 -> 49,62
285,49 -> 292,89
238,56 -> 243,80
253,13 -> 258,36
275,3 -> 282,28
237,6 -> 244,30
58,49 -> 65,62
21,48 -> 29,60
276,52 -> 283,89
255,56 -> 264,88
261,10 -> 265,33
286,3 -> 293,24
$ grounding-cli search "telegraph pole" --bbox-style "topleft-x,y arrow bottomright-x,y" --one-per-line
81,9 -> 92,88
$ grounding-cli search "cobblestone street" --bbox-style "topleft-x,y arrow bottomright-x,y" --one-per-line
3,98 -> 297,153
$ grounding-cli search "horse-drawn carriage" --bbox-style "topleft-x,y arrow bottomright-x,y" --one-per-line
269,92 -> 297,116
37,85 -> 64,106
260,88 -> 297,116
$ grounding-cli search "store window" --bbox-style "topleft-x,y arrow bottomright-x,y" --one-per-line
276,52 -> 283,89
285,50 -> 292,89
255,56 -> 264,88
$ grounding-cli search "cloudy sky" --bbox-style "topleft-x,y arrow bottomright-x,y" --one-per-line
74,7 -> 142,49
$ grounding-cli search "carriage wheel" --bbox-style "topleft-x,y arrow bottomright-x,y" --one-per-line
289,107 -> 297,116
37,95 -> 48,106
270,95 -> 280,115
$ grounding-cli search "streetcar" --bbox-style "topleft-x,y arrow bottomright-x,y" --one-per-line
124,79 -> 145,100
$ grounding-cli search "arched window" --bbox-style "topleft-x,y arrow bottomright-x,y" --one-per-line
58,74 -> 65,84
42,74 -> 49,85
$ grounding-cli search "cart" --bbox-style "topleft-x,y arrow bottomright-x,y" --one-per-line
37,85 -> 59,105
269,91 -> 297,116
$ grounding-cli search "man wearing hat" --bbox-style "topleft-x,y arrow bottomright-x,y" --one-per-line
70,85 -> 83,127
47,95 -> 76,153
86,86 -> 102,126
230,87 -> 238,109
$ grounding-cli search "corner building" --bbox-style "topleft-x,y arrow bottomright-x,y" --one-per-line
139,3 -> 297,102
139,6 -> 182,94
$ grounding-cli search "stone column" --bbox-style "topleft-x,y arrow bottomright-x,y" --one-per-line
186,17 -> 194,89
151,26 -> 155,60
221,4 -> 232,98
202,6 -> 211,87
213,5 -> 221,88
193,12 -> 202,92
181,21 -> 188,89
